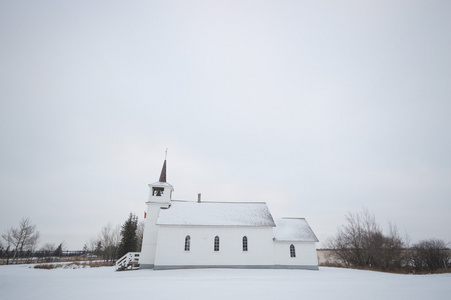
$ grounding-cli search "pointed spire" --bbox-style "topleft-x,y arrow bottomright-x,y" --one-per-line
159,159 -> 167,182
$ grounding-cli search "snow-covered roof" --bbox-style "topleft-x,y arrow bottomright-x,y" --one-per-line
157,200 -> 276,227
273,218 -> 319,242
148,182 -> 173,188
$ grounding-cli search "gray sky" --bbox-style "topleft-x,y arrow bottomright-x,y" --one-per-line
1,0 -> 450,250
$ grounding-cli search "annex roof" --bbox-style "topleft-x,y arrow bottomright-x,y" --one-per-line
273,218 -> 319,242
157,200 -> 276,227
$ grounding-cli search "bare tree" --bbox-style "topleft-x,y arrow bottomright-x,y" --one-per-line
40,243 -> 55,255
136,220 -> 145,252
1,218 -> 40,262
411,239 -> 450,273
84,237 -> 100,263
1,236 -> 12,264
0,240 -> 4,258
99,223 -> 121,262
326,208 -> 407,271
38,243 -> 56,262
112,225 -> 121,258
326,208 -> 379,267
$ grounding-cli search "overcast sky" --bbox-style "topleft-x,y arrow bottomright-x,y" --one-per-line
1,1 -> 450,250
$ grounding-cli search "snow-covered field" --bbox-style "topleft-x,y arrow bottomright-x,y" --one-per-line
1,264 -> 450,300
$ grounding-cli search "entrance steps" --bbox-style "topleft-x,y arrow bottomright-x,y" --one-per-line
116,252 -> 140,271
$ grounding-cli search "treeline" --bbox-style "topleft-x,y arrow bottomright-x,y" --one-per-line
326,208 -> 450,273
83,213 -> 144,262
1,213 -> 144,265
0,248 -> 85,264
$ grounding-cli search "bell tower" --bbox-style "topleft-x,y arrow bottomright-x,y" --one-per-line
139,158 -> 174,269
147,159 -> 173,203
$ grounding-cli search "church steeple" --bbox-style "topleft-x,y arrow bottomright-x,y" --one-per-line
159,160 -> 166,183
147,154 -> 173,203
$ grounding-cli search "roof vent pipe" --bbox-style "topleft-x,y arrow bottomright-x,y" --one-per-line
198,193 -> 201,203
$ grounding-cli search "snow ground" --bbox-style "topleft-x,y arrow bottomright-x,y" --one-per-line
0,264 -> 450,300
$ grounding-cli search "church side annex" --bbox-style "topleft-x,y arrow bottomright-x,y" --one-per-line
121,159 -> 319,270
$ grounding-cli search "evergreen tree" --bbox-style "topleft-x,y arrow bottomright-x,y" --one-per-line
118,213 -> 138,258
53,243 -> 63,257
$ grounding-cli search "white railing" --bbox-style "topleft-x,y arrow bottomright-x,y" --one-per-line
116,252 -> 140,271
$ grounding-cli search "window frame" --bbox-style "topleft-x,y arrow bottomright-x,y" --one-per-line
290,244 -> 296,257
184,235 -> 191,252
242,236 -> 248,252
214,236 -> 220,252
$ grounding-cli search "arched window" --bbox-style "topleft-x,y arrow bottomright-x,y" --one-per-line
242,236 -> 248,251
214,236 -> 220,251
184,235 -> 190,251
290,244 -> 296,257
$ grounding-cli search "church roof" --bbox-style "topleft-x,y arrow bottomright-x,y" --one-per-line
273,218 -> 319,242
157,200 -> 276,227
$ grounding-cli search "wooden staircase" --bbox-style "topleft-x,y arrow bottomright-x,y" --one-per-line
116,252 -> 140,271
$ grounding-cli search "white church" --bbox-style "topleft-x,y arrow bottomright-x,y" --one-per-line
129,159 -> 319,270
